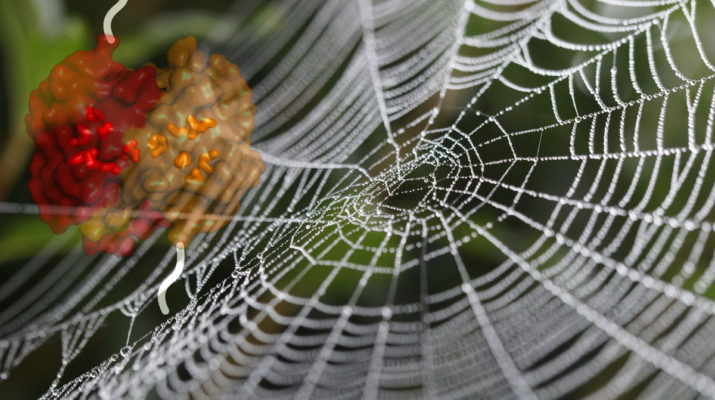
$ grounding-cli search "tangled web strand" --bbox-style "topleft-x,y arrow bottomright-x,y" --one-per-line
4,0 -> 715,399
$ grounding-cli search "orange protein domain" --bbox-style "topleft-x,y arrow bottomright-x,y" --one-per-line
122,37 -> 264,245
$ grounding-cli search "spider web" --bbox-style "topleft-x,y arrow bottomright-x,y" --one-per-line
3,0 -> 715,398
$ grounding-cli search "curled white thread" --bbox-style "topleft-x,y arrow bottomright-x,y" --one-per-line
103,0 -> 129,44
158,242 -> 185,315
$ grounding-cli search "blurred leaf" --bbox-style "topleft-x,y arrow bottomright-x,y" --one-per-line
0,216 -> 80,263
0,0 -> 90,199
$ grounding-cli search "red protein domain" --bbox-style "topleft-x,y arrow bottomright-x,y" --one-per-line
26,35 -> 167,256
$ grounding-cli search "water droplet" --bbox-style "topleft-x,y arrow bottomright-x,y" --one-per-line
209,359 -> 220,370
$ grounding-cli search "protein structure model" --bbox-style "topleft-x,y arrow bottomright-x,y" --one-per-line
26,35 -> 264,257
